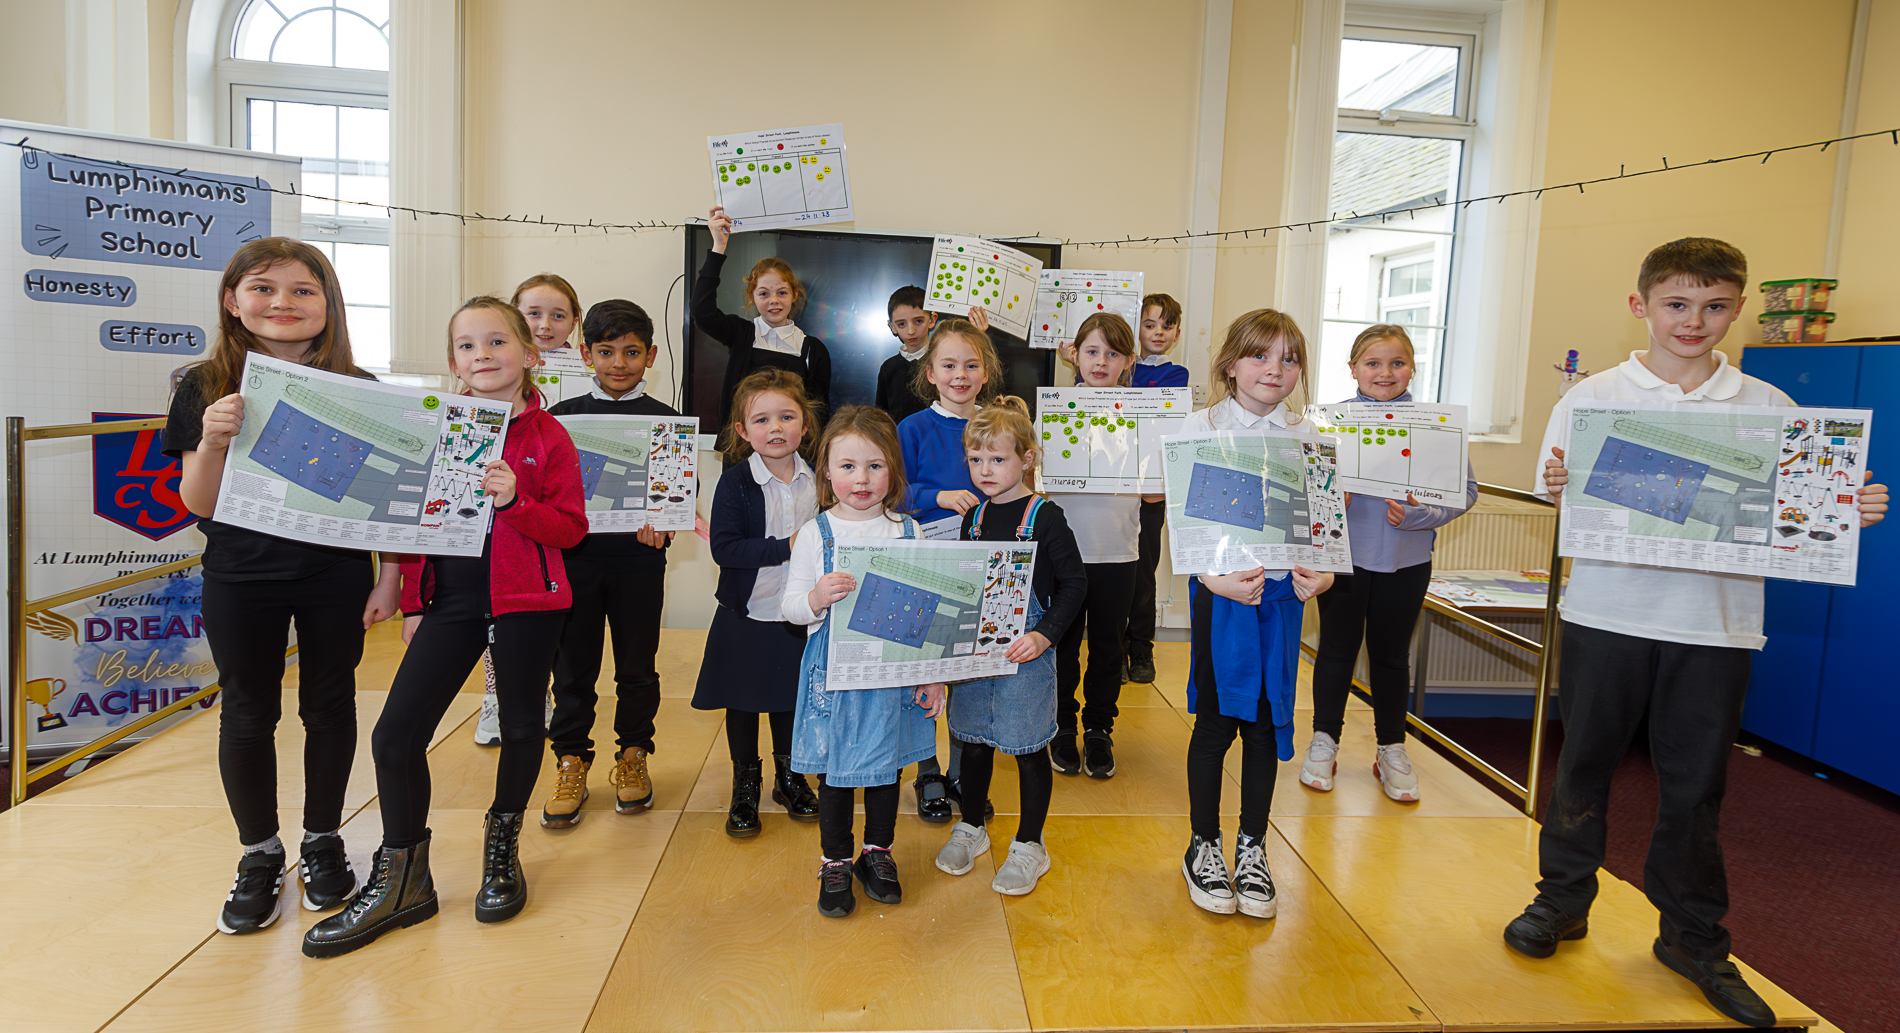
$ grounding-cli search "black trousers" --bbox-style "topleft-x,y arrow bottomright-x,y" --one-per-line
957,744 -> 1053,843
818,778 -> 899,860
1536,621 -> 1752,962
1123,499 -> 1166,665
373,608 -> 567,848
548,558 -> 665,762
201,561 -> 371,846
725,709 -> 793,763
1313,561 -> 1432,745
1186,587 -> 1277,841
1057,560 -> 1136,734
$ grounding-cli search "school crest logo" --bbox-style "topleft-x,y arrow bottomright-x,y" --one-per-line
93,412 -> 195,541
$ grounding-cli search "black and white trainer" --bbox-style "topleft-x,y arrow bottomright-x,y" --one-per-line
817,858 -> 856,918
299,832 -> 359,911
853,847 -> 903,905
1182,833 -> 1237,914
217,850 -> 286,934
1233,832 -> 1277,919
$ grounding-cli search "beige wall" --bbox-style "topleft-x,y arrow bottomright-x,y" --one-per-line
0,2 -> 67,126
1835,0 -> 1900,340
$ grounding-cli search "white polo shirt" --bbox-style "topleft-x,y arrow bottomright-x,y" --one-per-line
744,451 -> 817,622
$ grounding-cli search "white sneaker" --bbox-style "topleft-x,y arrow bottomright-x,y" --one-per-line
1299,732 -> 1338,792
473,691 -> 501,746
1375,743 -> 1420,802
935,821 -> 991,876
991,839 -> 1051,896
1182,833 -> 1237,914
1233,833 -> 1277,918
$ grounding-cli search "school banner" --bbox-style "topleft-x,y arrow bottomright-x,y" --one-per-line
0,119 -> 301,756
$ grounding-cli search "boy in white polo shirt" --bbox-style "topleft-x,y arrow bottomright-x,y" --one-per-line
1502,238 -> 1887,1029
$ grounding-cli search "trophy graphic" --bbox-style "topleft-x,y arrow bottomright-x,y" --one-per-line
24,677 -> 68,731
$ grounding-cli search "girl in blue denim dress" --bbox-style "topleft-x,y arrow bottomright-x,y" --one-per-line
780,406 -> 946,918
932,397 -> 1088,897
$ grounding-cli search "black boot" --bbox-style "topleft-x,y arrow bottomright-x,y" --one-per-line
726,758 -> 763,837
302,837 -> 438,958
476,811 -> 527,924
771,754 -> 818,821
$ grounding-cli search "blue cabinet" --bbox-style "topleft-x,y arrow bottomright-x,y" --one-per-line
1741,343 -> 1896,793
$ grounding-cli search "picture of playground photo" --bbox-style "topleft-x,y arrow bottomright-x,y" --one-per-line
825,540 -> 1036,690
1159,429 -> 1352,576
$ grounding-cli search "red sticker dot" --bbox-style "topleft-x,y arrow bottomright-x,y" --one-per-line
1042,324 -> 1050,330
1086,281 -> 1093,287
1114,402 -> 1123,409
1385,413 -> 1395,419
1097,303 -> 1104,309
776,143 -> 784,150
1402,449 -> 1411,457
992,254 -> 1000,260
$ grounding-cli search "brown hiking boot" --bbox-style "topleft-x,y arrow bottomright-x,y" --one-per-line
610,747 -> 654,814
540,755 -> 590,828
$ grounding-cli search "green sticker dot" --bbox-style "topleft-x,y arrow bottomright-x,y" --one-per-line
1042,432 -> 1052,440
1398,429 -> 1408,437
1062,450 -> 1072,458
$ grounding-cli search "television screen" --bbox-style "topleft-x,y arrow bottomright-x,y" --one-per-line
682,226 -> 1060,428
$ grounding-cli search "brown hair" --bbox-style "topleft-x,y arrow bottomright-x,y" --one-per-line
1347,323 -> 1416,366
1210,308 -> 1309,408
964,395 -> 1038,493
511,273 -> 582,347
815,406 -> 908,520
743,257 -> 807,313
910,318 -> 1004,405
445,296 -> 542,406
1637,237 -> 1749,299
1071,311 -> 1137,386
723,367 -> 818,465
1142,293 -> 1183,330
193,237 -> 365,398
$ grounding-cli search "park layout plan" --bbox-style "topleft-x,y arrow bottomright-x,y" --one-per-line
1037,386 -> 1191,493
1309,401 -> 1471,508
1159,429 -> 1352,575
825,539 -> 1036,691
555,414 -> 700,533
213,352 -> 509,556
1426,570 -> 1562,610
1027,269 -> 1144,350
708,122 -> 852,231
1561,400 -> 1872,585
921,235 -> 1043,340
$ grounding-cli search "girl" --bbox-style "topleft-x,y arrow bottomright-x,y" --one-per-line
781,407 -> 945,918
693,369 -> 824,837
696,206 -> 832,426
1178,309 -> 1334,920
168,237 -> 401,936
304,297 -> 587,958
1303,325 -> 1476,804
932,398 -> 1087,896
1044,312 -> 1143,780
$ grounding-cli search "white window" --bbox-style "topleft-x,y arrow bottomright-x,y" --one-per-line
218,1 -> 391,369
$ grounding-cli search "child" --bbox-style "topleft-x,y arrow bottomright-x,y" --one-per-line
1044,312 -> 1143,779
1502,238 -> 1886,1028
898,317 -> 1002,819
933,398 -> 1087,896
304,296 -> 587,958
781,406 -> 946,917
1302,324 -> 1477,803
696,206 -> 831,426
1124,293 -> 1190,685
693,369 -> 824,836
875,286 -> 935,425
539,300 -> 679,828
167,237 -> 401,936
1178,309 -> 1333,920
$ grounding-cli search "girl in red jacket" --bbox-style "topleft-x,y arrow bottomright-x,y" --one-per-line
304,296 -> 587,958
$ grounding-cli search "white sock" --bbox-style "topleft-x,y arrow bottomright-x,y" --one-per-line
303,829 -> 337,846
242,835 -> 284,856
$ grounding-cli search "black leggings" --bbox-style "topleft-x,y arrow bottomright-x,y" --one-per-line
818,778 -> 899,860
726,709 -> 793,763
1186,585 -> 1276,841
1056,560 -> 1138,734
955,743 -> 1053,843
1313,562 -> 1431,745
373,608 -> 567,848
201,561 -> 371,846
1124,499 -> 1166,664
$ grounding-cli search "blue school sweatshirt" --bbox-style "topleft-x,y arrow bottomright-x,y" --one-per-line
899,404 -> 979,523
1131,359 -> 1190,388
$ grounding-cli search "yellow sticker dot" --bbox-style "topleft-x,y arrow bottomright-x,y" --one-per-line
819,138 -> 827,144
1438,415 -> 1448,422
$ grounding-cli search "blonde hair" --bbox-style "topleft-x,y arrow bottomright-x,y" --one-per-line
1071,312 -> 1137,386
815,406 -> 908,519
964,395 -> 1038,493
1210,308 -> 1309,408
446,296 -> 542,406
743,257 -> 806,313
910,318 -> 1004,405
1347,323 -> 1415,366
723,367 -> 818,465
511,273 -> 583,348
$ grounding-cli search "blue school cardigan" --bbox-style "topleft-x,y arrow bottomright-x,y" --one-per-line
708,461 -> 794,614
1185,573 -> 1303,761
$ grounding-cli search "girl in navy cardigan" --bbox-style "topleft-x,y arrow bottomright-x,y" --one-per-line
305,296 -> 587,958
695,207 -> 831,427
692,369 -> 823,837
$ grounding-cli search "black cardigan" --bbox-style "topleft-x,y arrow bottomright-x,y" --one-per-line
708,454 -> 797,615
692,250 -> 831,428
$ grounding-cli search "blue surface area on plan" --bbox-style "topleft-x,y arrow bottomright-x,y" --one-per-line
576,449 -> 608,498
1184,462 -> 1266,531
249,400 -> 371,503
1582,436 -> 1708,525
848,572 -> 941,649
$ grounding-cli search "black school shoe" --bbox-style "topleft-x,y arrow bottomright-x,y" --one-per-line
217,849 -> 286,934
914,773 -> 954,823
1502,899 -> 1589,958
1653,938 -> 1777,1028
298,833 -> 358,911
944,778 -> 995,820
853,848 -> 903,905
1050,735 -> 1082,776
1083,729 -> 1116,779
1127,655 -> 1157,684
817,858 -> 856,917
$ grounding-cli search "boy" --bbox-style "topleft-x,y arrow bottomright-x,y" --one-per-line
539,300 -> 681,827
1124,293 -> 1189,683
1504,238 -> 1887,1029
875,285 -> 935,425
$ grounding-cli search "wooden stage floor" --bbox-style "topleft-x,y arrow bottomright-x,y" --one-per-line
2,624 -> 1827,1032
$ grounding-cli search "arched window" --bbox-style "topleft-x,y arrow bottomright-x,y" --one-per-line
218,0 -> 391,368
